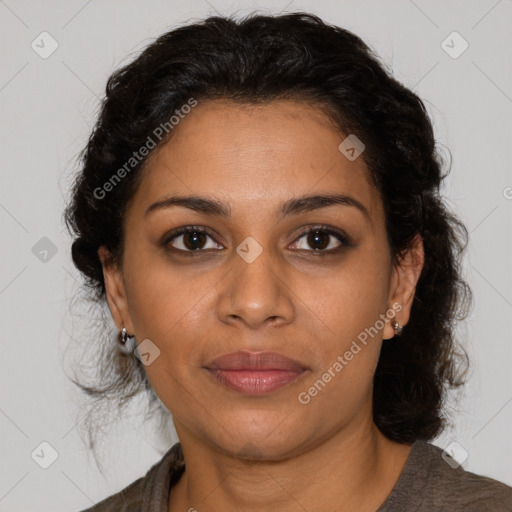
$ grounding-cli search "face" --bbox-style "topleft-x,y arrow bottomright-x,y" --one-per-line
100,99 -> 423,460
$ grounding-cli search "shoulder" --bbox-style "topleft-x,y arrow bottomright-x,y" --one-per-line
77,475 -> 145,512
380,440 -> 512,512
76,442 -> 185,512
425,441 -> 512,511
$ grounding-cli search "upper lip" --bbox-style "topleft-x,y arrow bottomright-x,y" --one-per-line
205,351 -> 307,372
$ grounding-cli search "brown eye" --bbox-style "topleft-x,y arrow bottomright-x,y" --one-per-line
291,227 -> 350,252
166,228 -> 223,252
182,231 -> 207,250
306,230 -> 330,250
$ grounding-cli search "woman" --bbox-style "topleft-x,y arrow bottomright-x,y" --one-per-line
65,12 -> 512,512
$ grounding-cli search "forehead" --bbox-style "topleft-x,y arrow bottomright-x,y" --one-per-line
129,99 -> 381,222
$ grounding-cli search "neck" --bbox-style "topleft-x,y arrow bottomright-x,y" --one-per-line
168,418 -> 411,512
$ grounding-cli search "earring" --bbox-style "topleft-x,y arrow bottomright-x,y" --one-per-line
117,327 -> 132,344
392,321 -> 403,336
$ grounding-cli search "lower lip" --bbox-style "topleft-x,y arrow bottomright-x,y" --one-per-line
206,369 -> 306,395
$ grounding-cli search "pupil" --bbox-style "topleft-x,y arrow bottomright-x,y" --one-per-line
184,231 -> 206,250
308,230 -> 328,250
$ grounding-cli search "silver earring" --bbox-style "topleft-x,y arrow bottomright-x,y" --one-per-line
118,327 -> 131,344
392,321 -> 403,336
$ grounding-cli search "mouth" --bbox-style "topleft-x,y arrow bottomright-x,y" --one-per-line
204,350 -> 309,396
205,368 -> 308,395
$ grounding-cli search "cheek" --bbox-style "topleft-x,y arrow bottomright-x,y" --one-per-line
296,264 -> 388,415
122,247 -> 212,339
304,250 -> 390,341
298,251 -> 390,400
121,254 -> 214,396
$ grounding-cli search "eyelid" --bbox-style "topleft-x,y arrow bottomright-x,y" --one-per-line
163,224 -> 352,253
290,224 -> 351,250
163,225 -> 224,250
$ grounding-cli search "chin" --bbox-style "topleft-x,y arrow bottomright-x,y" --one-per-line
206,417 -> 311,462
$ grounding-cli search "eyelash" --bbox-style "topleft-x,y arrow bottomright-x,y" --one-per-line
163,224 -> 351,255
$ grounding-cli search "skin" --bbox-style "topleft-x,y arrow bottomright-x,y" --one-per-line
99,99 -> 424,512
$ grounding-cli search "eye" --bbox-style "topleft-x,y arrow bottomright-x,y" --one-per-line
291,226 -> 350,252
164,227 -> 223,252
163,225 -> 350,254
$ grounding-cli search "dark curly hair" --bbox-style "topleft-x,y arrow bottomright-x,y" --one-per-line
63,12 -> 471,457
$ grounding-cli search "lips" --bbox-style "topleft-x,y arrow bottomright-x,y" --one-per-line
207,350 -> 307,372
204,351 -> 308,395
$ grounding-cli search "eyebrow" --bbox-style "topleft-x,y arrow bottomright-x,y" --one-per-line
144,193 -> 370,221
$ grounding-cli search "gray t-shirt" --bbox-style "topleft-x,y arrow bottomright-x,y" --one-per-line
79,440 -> 512,511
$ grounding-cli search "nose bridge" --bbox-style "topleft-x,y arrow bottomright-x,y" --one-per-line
217,237 -> 294,328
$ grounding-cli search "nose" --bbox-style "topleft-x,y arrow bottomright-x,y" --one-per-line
216,247 -> 295,330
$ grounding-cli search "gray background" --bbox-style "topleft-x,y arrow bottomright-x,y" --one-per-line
1,0 -> 511,510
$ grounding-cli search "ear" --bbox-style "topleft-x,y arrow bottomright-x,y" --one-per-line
382,233 -> 425,340
98,245 -> 135,335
